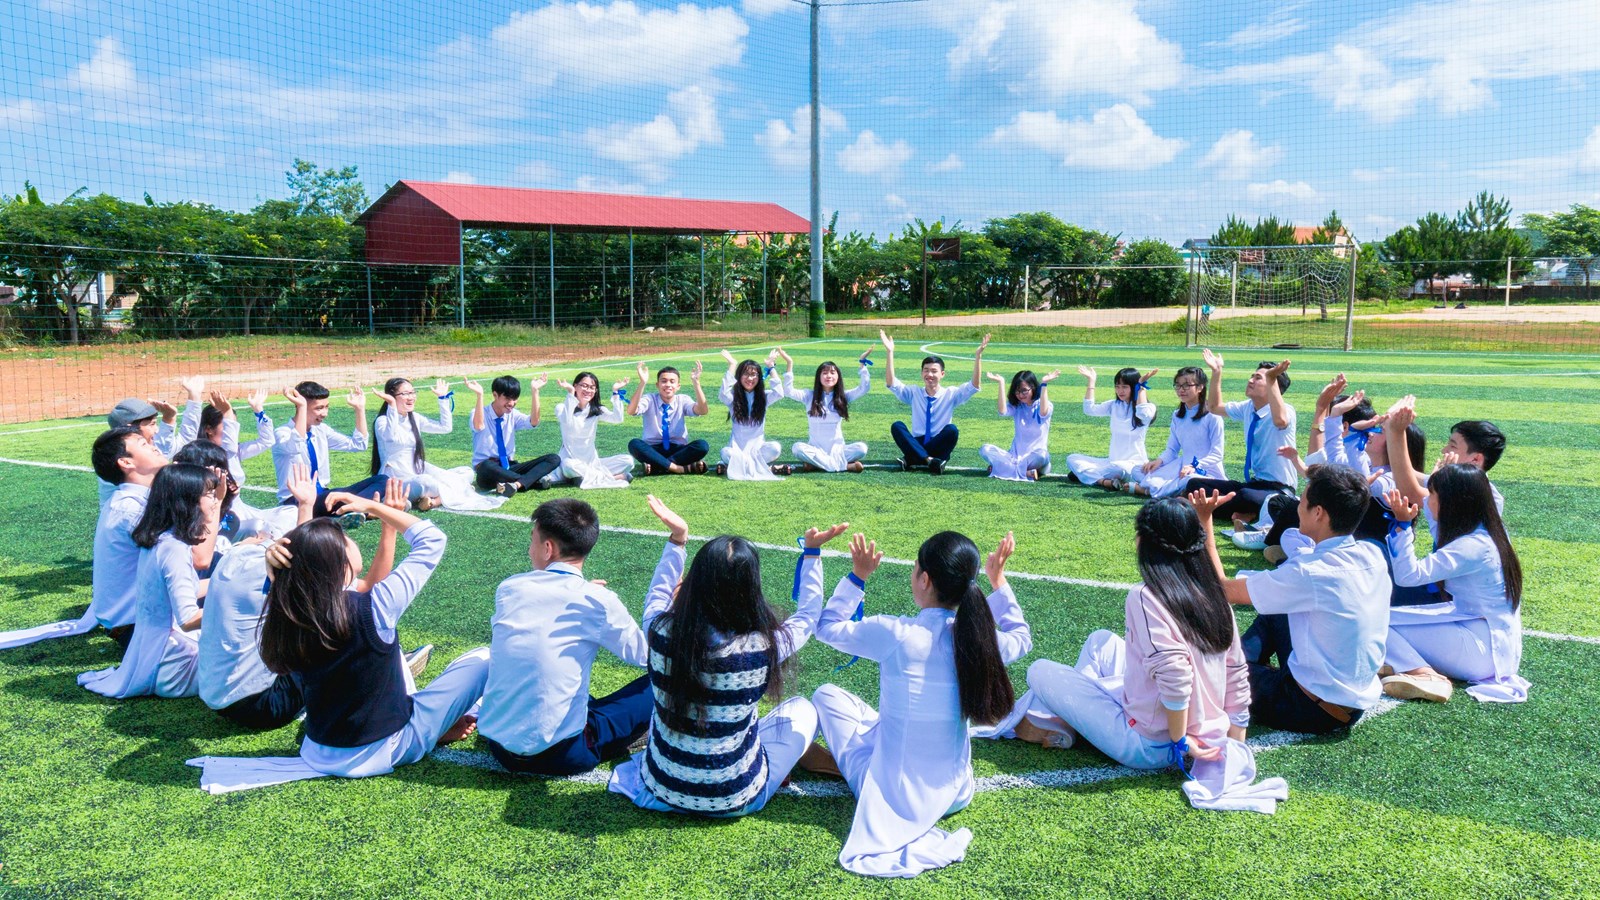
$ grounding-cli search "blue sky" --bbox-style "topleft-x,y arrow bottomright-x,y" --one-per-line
4,0 -> 1599,244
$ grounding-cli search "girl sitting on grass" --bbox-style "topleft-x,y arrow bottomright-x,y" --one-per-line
1065,365 -> 1157,490
716,349 -> 792,480
555,371 -> 634,489
979,368 -> 1059,481
786,351 -> 873,473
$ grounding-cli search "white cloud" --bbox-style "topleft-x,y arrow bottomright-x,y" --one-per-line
1219,8 -> 1307,48
754,104 -> 846,168
585,86 -> 723,182
946,0 -> 1184,104
574,174 -> 650,194
1351,166 -> 1398,182
742,0 -> 794,16
69,36 -> 136,95
443,171 -> 476,184
1580,125 -> 1600,172
930,153 -> 963,173
1198,130 -> 1283,180
990,104 -> 1184,170
1246,179 -> 1317,201
838,130 -> 913,177
1210,0 -> 1600,122
491,1 -> 748,90
0,99 -> 43,127
885,193 -> 909,211
515,160 -> 559,184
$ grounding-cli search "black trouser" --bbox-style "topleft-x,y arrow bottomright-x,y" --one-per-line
473,454 -> 562,491
215,674 -> 305,731
282,474 -> 392,518
1242,613 -> 1363,734
482,674 -> 653,776
890,422 -> 959,466
1185,478 -> 1292,521
628,438 -> 709,471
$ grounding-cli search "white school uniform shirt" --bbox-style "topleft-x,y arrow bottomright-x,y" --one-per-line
1082,397 -> 1156,466
272,420 -> 368,500
375,401 -> 453,479
471,407 -> 535,466
889,380 -> 979,437
91,482 -> 151,629
814,576 -> 1032,878
1152,405 -> 1226,477
479,563 -> 650,756
1225,399 -> 1298,486
558,395 -> 627,464
198,543 -> 277,710
786,364 -> 871,448
1321,416 -> 1397,503
1007,399 -> 1052,458
223,413 -> 276,484
298,522 -> 447,772
1244,534 -> 1390,710
635,392 -> 701,446
719,369 -> 786,450
80,531 -> 203,698
1387,525 -> 1528,702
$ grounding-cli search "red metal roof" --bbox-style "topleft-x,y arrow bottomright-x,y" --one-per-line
357,180 -> 810,235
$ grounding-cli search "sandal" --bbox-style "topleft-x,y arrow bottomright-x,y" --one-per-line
689,461 -> 708,475
771,464 -> 793,476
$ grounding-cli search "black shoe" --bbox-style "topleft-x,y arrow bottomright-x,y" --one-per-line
530,478 -> 550,491
896,456 -> 911,472
928,458 -> 945,475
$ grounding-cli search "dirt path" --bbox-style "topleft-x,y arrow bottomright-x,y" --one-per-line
835,303 -> 1600,330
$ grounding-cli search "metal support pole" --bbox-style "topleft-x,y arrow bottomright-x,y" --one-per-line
548,225 -> 556,329
699,235 -> 706,328
458,224 -> 466,328
1505,256 -> 1513,307
1022,264 -> 1030,310
1344,244 -> 1358,351
920,242 -> 929,326
629,229 -> 636,330
1230,259 -> 1238,308
1185,252 -> 1197,348
365,265 -> 375,336
760,237 -> 769,321
807,0 -> 825,338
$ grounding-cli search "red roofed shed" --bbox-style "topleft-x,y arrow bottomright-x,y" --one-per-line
356,181 -> 810,266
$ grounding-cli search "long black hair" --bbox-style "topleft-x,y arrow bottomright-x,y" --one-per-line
653,536 -> 786,732
1114,367 -> 1148,429
573,371 -> 605,418
916,531 -> 1014,726
728,359 -> 768,426
173,439 -> 237,519
259,518 -> 358,673
1135,499 -> 1234,654
1431,464 -> 1523,610
132,463 -> 219,549
1007,370 -> 1041,410
808,361 -> 850,420
1173,366 -> 1209,419
370,377 -> 425,475
199,404 -> 226,443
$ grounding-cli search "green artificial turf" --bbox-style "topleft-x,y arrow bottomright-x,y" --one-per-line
2,339 -> 1598,898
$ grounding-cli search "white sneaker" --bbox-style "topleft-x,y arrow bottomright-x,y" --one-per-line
1231,528 -> 1269,551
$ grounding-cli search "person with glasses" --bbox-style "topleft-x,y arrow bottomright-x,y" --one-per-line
1183,351 -> 1298,537
1127,367 -> 1226,499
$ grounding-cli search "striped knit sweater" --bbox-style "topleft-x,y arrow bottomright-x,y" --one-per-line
641,621 -> 773,814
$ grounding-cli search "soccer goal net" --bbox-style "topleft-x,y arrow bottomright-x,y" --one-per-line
1187,244 -> 1356,351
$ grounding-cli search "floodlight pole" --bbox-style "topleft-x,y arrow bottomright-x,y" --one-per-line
548,225 -> 557,329
808,0 -> 825,337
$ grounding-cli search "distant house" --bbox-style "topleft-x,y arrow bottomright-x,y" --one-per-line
0,284 -> 15,305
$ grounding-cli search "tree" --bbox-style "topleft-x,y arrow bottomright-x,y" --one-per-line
1523,204 -> 1600,297
1309,210 -> 1347,246
1107,238 -> 1184,308
1381,211 -> 1465,293
1457,191 -> 1530,294
285,159 -> 369,222
983,212 -> 1116,308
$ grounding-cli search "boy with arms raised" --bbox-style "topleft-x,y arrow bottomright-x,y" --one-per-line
881,329 -> 989,475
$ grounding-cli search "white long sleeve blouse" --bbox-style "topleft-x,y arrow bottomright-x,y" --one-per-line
785,365 -> 871,448
558,394 -> 627,465
1083,398 -> 1158,466
375,401 -> 454,479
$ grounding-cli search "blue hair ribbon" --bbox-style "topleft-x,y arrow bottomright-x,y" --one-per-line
1168,737 -> 1196,781
614,388 -> 629,403
859,357 -> 874,367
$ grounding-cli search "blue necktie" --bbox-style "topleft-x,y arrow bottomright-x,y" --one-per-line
924,394 -> 936,440
660,403 -> 672,453
305,433 -> 321,490
1244,410 -> 1260,483
492,416 -> 510,468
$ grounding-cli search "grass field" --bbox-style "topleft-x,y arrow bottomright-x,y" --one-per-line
2,338 -> 1599,898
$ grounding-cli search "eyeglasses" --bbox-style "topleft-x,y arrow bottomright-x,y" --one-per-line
394,391 -> 418,398
1174,382 -> 1201,389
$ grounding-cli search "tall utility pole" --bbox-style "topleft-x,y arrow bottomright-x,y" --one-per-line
808,0 -> 825,338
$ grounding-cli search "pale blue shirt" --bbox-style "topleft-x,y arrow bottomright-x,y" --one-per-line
92,482 -> 150,629
470,408 -> 536,466
271,420 -> 368,500
1225,399 -> 1297,486
889,380 -> 979,436
635,393 -> 702,446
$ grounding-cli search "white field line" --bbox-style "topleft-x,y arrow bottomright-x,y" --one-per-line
0,455 -> 1591,649
429,699 -> 1404,798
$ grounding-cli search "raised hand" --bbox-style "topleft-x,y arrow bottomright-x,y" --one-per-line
611,377 -> 629,393
777,347 -> 793,364
265,536 -> 294,572
985,531 -> 1015,589
720,349 -> 737,365
382,476 -> 409,512
208,389 -> 234,417
284,386 -> 306,408
1202,348 -> 1224,372
149,398 -> 178,419
646,494 -> 689,545
879,329 -> 895,353
1330,389 -> 1366,416
1041,368 -> 1061,384
1384,489 -> 1420,522
1386,395 -> 1416,431
986,371 -> 1006,384
372,387 -> 396,407
285,462 -> 316,507
690,360 -> 703,384
636,361 -> 651,384
556,378 -> 575,394
179,375 -> 206,401
1186,488 -> 1237,523
1266,359 -> 1291,380
432,379 -> 450,398
529,374 -> 548,391
322,490 -> 367,515
976,332 -> 991,354
803,521 -> 851,549
1277,445 -> 1301,462
464,379 -> 484,396
858,347 -> 873,364
848,532 -> 883,581
1142,368 -> 1160,384
1435,449 -> 1460,471
1076,364 -> 1096,382
346,387 -> 367,409
1317,373 -> 1348,410
247,388 -> 268,413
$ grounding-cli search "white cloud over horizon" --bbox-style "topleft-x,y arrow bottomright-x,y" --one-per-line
1199,130 -> 1284,180
838,130 -> 913,177
991,104 -> 1185,170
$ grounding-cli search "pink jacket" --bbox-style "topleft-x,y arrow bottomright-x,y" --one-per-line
1121,586 -> 1250,744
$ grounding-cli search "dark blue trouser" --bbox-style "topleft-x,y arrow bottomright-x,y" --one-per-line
483,674 -> 653,776
891,422 -> 959,466
1242,613 -> 1363,734
628,438 -> 709,472
216,674 -> 305,732
1184,477 -> 1292,521
473,454 -> 562,491
289,473 -> 391,518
